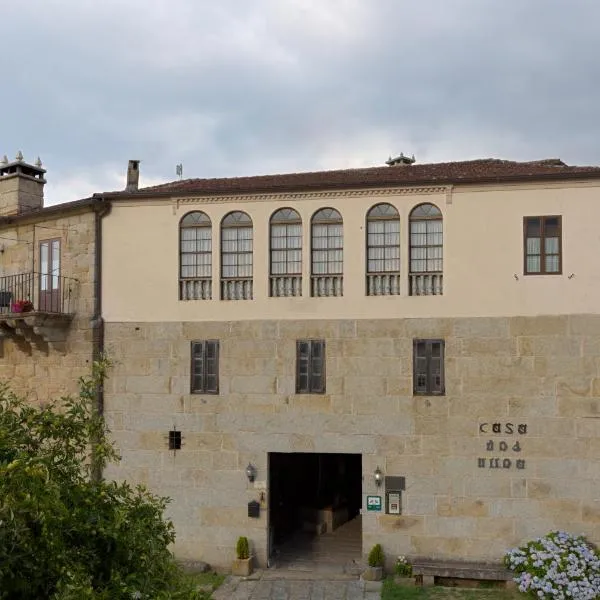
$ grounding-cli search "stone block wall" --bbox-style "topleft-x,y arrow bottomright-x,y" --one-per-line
0,210 -> 97,402
103,316 -> 600,569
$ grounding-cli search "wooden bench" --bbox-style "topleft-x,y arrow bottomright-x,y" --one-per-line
411,559 -> 513,587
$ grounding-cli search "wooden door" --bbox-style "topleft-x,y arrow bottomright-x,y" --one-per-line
39,239 -> 61,312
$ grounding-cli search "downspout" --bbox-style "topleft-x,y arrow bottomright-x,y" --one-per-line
91,196 -> 111,480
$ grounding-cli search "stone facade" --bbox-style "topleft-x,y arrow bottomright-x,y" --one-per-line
0,208 -> 98,402
103,315 -> 600,570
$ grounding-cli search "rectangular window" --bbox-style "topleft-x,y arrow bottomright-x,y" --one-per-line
296,340 -> 326,394
524,216 -> 562,275
191,340 -> 219,394
413,339 -> 445,395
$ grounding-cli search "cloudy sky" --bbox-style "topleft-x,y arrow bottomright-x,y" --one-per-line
2,0 -> 600,204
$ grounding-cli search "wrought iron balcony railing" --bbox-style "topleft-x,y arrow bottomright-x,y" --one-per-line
0,272 -> 79,315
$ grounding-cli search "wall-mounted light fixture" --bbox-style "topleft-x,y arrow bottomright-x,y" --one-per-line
245,463 -> 256,483
374,466 -> 383,487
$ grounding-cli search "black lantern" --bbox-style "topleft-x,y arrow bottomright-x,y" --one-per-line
245,463 -> 256,482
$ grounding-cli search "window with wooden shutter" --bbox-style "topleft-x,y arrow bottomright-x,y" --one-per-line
413,339 -> 444,395
191,340 -> 219,394
296,340 -> 326,393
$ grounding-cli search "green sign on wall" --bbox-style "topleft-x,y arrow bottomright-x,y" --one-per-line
366,495 -> 382,511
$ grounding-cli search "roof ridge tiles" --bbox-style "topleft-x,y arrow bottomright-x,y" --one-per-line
101,157 -> 600,198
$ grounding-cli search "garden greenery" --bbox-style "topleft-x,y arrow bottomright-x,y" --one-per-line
0,359 -> 205,600
394,555 -> 413,578
368,543 -> 385,568
504,530 -> 600,599
236,536 -> 250,560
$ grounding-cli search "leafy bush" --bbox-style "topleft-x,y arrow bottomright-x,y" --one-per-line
236,536 -> 250,559
0,359 -> 203,600
368,543 -> 385,567
504,530 -> 600,599
394,555 -> 412,577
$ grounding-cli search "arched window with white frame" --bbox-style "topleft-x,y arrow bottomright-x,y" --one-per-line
179,211 -> 212,300
270,207 -> 302,297
311,208 -> 343,297
221,211 -> 253,300
409,203 -> 443,295
366,203 -> 400,296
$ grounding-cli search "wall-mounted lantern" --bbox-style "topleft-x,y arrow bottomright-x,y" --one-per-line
245,463 -> 257,483
374,466 -> 383,487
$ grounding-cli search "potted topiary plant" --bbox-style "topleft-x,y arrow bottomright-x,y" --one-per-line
232,536 -> 253,576
363,543 -> 385,581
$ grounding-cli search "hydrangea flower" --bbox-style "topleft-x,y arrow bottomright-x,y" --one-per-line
504,531 -> 600,599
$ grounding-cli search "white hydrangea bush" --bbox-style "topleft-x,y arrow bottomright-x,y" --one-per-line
504,531 -> 600,599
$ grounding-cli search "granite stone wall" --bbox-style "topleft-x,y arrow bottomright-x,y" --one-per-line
103,316 -> 600,569
0,210 -> 97,402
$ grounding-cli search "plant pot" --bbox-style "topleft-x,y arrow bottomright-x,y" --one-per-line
232,556 -> 253,577
394,575 -> 415,586
362,566 -> 383,581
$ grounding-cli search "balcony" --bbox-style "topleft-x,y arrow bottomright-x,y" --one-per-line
0,273 -> 79,350
180,278 -> 212,300
311,275 -> 343,297
409,272 -> 443,296
221,277 -> 253,300
270,275 -> 302,297
366,273 -> 401,296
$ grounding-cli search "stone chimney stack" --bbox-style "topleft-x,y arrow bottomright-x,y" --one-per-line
0,151 -> 46,215
126,160 -> 140,191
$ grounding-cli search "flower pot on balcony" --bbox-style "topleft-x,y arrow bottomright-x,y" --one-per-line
11,300 -> 34,313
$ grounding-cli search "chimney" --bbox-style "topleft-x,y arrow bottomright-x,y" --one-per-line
386,153 -> 416,167
126,160 -> 140,191
0,151 -> 46,215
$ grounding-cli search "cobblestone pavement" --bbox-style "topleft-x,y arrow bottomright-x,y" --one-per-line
212,571 -> 382,600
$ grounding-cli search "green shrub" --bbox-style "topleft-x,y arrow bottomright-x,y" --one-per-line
236,536 -> 250,559
0,359 -> 203,600
368,543 -> 385,567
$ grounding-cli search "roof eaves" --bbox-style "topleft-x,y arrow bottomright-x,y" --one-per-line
0,197 -> 103,227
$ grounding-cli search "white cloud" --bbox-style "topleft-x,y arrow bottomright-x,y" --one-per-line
2,0 -> 600,204
44,166 -> 167,206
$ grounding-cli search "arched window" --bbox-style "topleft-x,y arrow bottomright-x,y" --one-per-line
179,211 -> 212,300
221,211 -> 253,300
270,208 -> 302,297
409,203 -> 443,295
311,208 -> 343,297
366,203 -> 400,296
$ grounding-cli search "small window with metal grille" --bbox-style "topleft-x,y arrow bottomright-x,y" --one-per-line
168,430 -> 182,450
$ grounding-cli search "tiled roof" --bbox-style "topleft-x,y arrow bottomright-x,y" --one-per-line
103,158 -> 600,198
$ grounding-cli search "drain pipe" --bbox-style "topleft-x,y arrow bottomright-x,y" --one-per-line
91,195 -> 111,480
92,195 -> 111,405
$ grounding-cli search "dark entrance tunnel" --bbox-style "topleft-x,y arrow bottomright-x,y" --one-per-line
268,452 -> 362,555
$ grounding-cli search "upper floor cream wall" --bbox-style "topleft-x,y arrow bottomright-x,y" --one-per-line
102,181 -> 600,322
